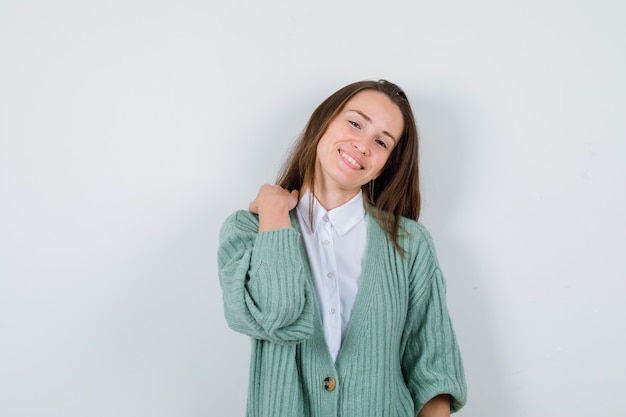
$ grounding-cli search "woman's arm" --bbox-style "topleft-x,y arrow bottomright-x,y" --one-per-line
419,395 -> 450,417
400,223 -> 467,413
217,185 -> 314,344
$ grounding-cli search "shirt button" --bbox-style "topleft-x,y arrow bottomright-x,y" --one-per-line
329,308 -> 335,315
323,377 -> 336,392
322,215 -> 329,222
322,240 -> 330,246
327,272 -> 334,279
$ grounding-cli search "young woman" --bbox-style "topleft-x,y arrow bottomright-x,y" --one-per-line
218,80 -> 467,417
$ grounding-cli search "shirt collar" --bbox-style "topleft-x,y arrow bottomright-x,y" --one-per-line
296,189 -> 366,236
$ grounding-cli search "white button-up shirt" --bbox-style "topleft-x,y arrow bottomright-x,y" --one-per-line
296,189 -> 367,362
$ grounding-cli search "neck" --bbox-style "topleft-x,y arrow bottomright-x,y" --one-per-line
310,185 -> 361,211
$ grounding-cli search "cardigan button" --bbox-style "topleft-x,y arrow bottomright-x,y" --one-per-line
323,377 -> 336,392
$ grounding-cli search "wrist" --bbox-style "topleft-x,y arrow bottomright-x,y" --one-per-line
258,209 -> 292,232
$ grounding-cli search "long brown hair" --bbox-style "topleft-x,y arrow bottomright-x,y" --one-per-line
277,79 -> 420,253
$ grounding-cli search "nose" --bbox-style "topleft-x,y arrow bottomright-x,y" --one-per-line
351,138 -> 369,155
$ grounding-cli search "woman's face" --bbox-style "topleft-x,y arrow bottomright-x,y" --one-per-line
315,89 -> 404,196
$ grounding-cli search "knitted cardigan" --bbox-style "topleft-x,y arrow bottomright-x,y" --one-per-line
218,209 -> 467,417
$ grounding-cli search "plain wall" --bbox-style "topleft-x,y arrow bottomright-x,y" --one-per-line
1,1 -> 625,416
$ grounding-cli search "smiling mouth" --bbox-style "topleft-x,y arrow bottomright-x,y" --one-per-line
339,149 -> 363,169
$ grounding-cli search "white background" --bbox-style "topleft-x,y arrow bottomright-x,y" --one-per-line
1,1 -> 625,416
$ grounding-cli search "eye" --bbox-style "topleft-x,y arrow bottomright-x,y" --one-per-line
349,120 -> 361,129
375,138 -> 388,149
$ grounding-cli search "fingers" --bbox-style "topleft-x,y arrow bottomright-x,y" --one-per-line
288,189 -> 299,209
248,200 -> 259,214
248,184 -> 299,215
249,184 -> 299,231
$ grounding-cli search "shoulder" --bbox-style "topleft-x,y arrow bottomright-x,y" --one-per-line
219,210 -> 259,242
395,218 -> 448,299
397,216 -> 440,265
366,206 -> 437,257
399,217 -> 435,246
366,208 -> 439,262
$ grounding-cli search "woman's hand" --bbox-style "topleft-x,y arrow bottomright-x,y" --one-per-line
249,184 -> 299,232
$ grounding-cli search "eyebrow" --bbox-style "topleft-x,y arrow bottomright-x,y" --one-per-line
348,109 -> 398,144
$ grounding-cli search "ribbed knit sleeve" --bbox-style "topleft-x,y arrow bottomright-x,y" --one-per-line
217,210 -> 315,344
401,223 -> 467,414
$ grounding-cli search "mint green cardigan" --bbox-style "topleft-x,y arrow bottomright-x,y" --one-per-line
218,210 -> 467,417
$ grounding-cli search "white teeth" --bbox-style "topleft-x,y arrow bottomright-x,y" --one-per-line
339,150 -> 362,169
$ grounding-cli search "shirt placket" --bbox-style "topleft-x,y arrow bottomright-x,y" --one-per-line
319,214 -> 341,360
